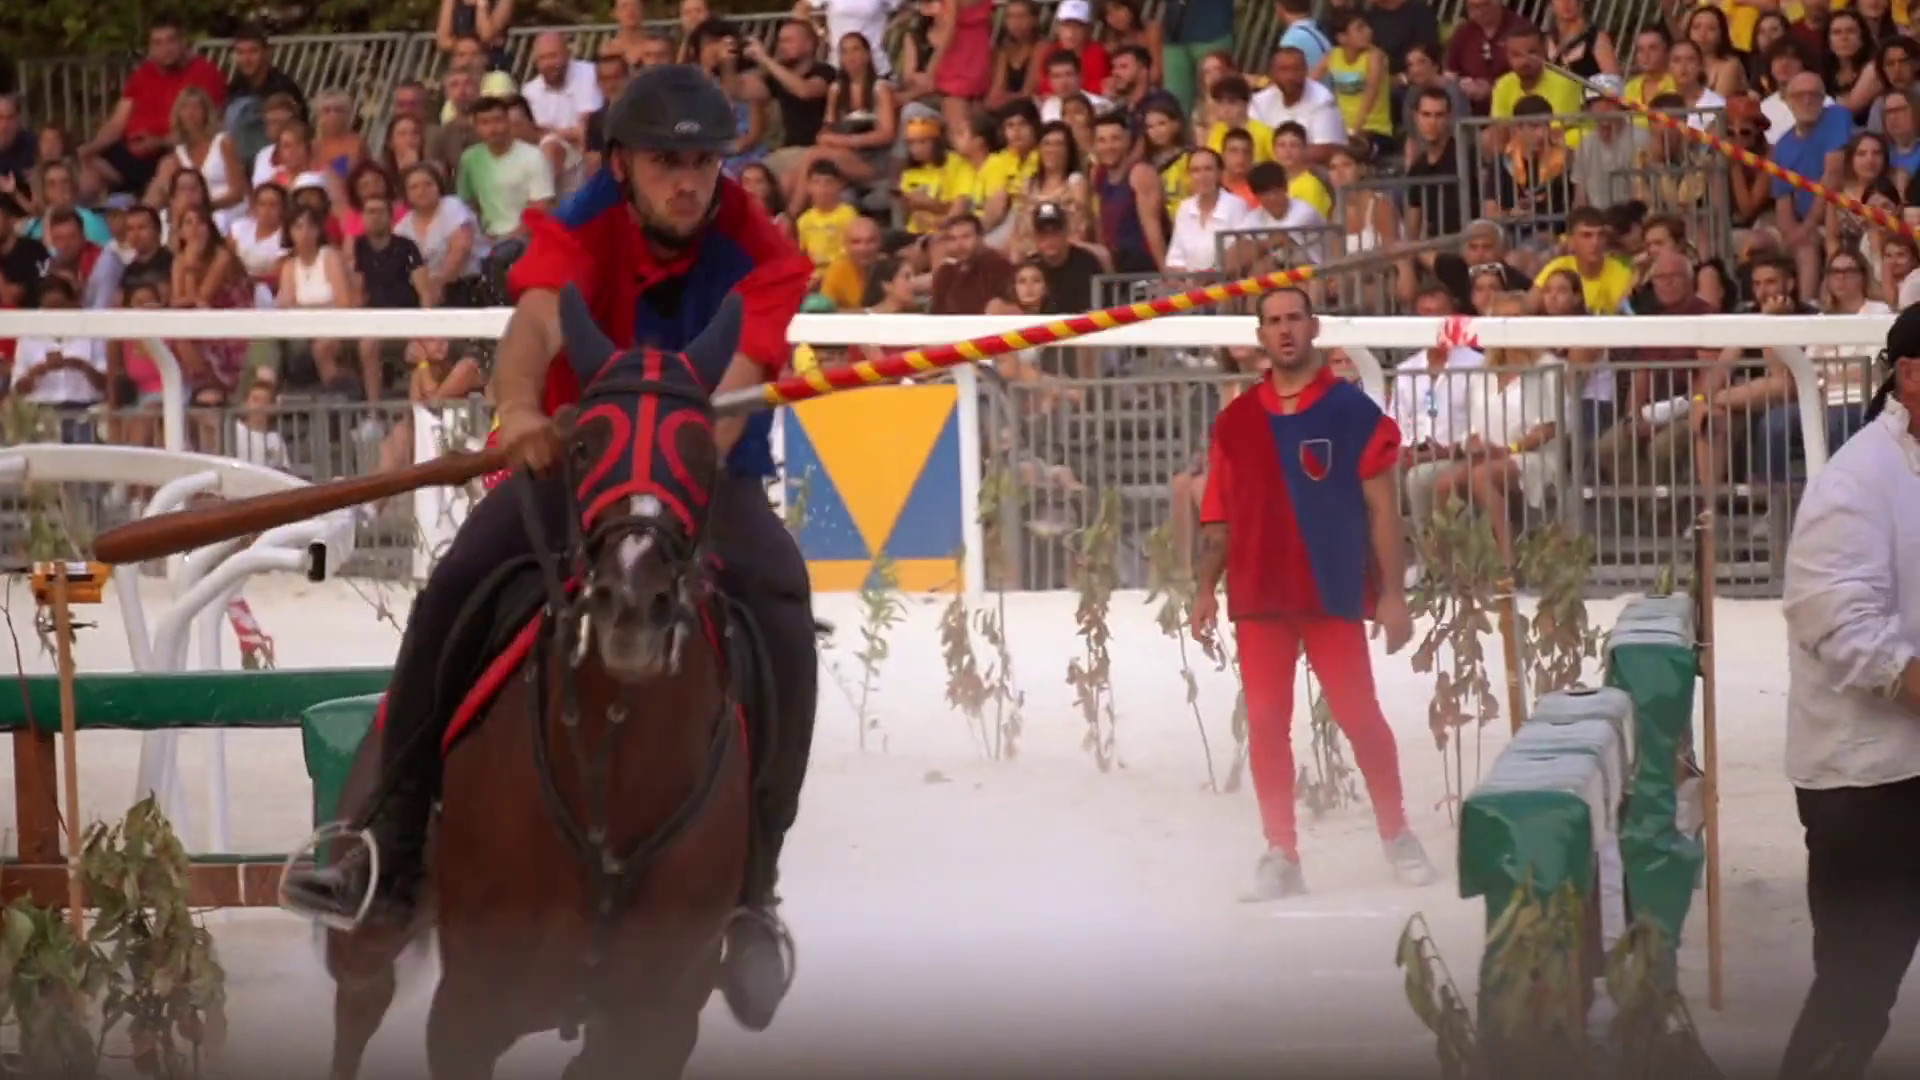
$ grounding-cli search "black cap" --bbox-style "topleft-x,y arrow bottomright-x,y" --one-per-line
1032,201 -> 1067,230
1867,303 -> 1920,420
602,64 -> 737,154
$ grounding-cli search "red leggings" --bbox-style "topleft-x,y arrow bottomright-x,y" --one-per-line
1236,616 -> 1410,857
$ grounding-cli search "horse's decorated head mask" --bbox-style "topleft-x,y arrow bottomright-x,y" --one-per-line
553,283 -> 737,679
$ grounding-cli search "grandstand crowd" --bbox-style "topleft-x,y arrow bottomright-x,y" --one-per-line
0,0 -> 1909,549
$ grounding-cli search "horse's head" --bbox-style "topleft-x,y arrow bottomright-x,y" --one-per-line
555,284 -> 738,682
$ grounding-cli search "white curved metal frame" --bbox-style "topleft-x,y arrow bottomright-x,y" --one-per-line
0,442 -> 357,853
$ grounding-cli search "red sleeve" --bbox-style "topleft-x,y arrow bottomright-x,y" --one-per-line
194,59 -> 229,108
1358,414 -> 1402,480
506,208 -> 603,308
1084,45 -> 1112,95
1199,423 -> 1230,524
716,180 -> 811,373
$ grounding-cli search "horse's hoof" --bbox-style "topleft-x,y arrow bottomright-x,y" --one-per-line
719,908 -> 796,1032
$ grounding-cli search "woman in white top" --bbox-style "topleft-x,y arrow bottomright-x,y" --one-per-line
1431,291 -> 1566,558
1666,41 -> 1727,132
1812,249 -> 1893,455
165,87 -> 248,232
1164,148 -> 1249,272
276,206 -> 355,390
797,0 -> 902,77
393,163 -> 481,305
228,182 -> 289,303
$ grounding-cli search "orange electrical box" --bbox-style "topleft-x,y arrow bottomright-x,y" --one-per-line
28,561 -> 109,606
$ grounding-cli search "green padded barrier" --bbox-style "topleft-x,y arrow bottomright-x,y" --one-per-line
1459,747 -> 1611,927
301,694 -> 382,832
1604,598 -> 1703,949
0,668 -> 394,732
1527,687 -> 1636,787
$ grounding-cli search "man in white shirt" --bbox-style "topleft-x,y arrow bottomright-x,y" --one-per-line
1038,51 -> 1113,122
521,32 -> 605,194
1390,305 -> 1487,527
1228,161 -> 1328,269
805,0 -> 901,77
9,275 -> 107,438
1778,304 -> 1920,1080
1250,46 -> 1346,163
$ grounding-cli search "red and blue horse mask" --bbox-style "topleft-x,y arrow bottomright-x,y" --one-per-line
555,283 -> 737,542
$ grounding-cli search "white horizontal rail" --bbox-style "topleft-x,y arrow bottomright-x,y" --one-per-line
0,309 -> 1895,350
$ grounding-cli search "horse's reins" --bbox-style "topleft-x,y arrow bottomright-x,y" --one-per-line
513,376 -> 748,1009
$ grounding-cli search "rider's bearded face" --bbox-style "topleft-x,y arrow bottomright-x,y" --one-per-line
619,148 -> 724,247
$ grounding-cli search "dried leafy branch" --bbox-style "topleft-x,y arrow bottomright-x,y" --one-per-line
1408,500 -> 1505,820
1296,667 -> 1361,817
852,555 -> 905,753
0,797 -> 227,1080
3,397 -> 93,565
80,800 -> 228,1079
782,465 -> 816,538
1143,522 -> 1218,791
938,550 -> 1024,761
1398,884 -> 1720,1080
1515,524 -> 1602,698
1066,489 -> 1122,772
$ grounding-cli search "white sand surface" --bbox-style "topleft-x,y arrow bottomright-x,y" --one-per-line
3,572 -> 1914,1077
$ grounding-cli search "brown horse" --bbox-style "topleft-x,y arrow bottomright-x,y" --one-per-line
313,288 -> 754,1080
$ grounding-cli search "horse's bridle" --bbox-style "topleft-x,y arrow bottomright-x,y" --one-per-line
513,372 -> 740,1024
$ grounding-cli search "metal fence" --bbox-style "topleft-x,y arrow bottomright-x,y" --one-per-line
1454,107 -> 1734,265
15,0 -> 1680,152
17,0 -> 1298,146
5,345 -> 1850,598
973,350 -> 1867,598
0,397 -> 486,578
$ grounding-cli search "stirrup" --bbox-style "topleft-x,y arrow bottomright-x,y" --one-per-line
724,904 -> 799,995
278,820 -> 380,933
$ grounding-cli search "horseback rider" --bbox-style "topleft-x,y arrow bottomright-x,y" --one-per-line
281,64 -> 819,1032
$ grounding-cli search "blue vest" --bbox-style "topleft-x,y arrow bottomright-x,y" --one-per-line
1266,380 -> 1377,621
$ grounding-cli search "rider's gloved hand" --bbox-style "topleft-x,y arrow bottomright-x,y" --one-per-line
498,403 -> 564,473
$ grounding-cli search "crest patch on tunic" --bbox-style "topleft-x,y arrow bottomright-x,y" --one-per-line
1299,438 -> 1333,481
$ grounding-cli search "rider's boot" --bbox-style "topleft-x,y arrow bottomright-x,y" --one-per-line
283,764 -> 437,927
284,633 -> 444,927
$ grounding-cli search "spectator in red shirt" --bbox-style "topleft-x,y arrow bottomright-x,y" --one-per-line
1445,0 -> 1531,113
79,20 -> 227,198
1035,0 -> 1111,98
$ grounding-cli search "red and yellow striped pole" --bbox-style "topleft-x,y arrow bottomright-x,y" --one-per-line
713,234 -> 1460,416
1552,63 -> 1919,243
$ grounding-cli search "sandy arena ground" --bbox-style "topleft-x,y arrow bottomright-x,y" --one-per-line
4,571 -> 1919,1078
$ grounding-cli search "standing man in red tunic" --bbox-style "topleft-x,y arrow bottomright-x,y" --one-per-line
1191,288 -> 1438,901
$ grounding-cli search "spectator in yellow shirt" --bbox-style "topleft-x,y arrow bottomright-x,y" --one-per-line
897,116 -> 971,235
1204,75 -> 1277,163
1272,122 -> 1334,218
817,215 -> 885,310
795,160 -> 859,274
1530,205 -> 1636,314
977,100 -> 1043,244
1492,25 -> 1589,144
1624,27 -> 1680,111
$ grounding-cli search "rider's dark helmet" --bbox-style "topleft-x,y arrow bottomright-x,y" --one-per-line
602,64 -> 737,155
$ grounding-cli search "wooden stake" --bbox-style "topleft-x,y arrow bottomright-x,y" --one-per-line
1693,511 -> 1723,1012
51,565 -> 85,931
1497,574 -> 1529,733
